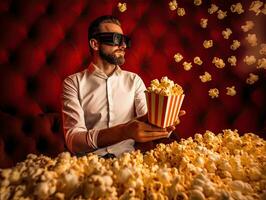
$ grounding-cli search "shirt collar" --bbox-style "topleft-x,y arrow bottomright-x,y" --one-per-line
88,62 -> 122,79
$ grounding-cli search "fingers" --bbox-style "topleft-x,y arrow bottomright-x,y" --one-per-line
166,125 -> 176,132
178,110 -> 186,117
171,110 -> 186,126
144,131 -> 169,138
139,131 -> 170,142
141,122 -> 167,132
173,119 -> 180,126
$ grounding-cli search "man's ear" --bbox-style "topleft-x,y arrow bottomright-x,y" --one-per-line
89,39 -> 99,51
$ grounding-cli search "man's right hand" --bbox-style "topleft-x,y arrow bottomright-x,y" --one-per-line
123,120 -> 175,143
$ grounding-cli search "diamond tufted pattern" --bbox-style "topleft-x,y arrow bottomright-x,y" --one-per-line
0,0 -> 265,168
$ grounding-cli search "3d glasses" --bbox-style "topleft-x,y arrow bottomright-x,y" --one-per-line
92,32 -> 131,48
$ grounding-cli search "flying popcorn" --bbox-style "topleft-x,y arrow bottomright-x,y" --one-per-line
246,73 -> 259,84
230,40 -> 241,50
208,88 -> 219,98
177,7 -> 186,16
257,58 -> 266,69
241,20 -> 255,32
194,0 -> 202,6
183,61 -> 192,71
203,40 -> 213,48
169,0 -> 178,11
245,33 -> 258,46
226,86 -> 237,96
222,28 -> 232,39
200,18 -> 208,28
208,4 -> 219,14
228,56 -> 237,66
212,57 -> 225,69
194,57 -> 203,65
249,1 -> 264,15
117,2 -> 127,12
262,3 -> 266,15
259,43 -> 266,55
199,72 -> 212,82
217,10 -> 227,19
174,53 -> 183,63
230,3 -> 244,14
243,55 -> 257,65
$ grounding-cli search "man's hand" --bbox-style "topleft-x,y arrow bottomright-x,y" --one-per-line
173,110 -> 186,125
123,120 -> 175,143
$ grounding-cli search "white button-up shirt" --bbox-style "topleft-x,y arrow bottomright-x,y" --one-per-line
62,63 -> 147,156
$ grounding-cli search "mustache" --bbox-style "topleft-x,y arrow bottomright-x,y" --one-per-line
114,49 -> 125,53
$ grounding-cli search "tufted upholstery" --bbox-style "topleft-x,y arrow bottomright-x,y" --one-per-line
0,0 -> 265,168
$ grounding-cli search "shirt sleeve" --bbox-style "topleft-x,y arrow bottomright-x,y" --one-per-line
134,75 -> 148,117
62,76 -> 98,154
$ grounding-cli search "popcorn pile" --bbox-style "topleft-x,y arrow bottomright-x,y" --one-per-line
146,76 -> 183,96
1,130 -> 265,199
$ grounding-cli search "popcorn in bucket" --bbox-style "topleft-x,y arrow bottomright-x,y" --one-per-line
145,77 -> 185,128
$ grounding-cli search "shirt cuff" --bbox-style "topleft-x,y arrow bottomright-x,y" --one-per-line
86,129 -> 100,149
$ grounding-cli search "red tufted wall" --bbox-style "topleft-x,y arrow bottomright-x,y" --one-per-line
0,0 -> 265,168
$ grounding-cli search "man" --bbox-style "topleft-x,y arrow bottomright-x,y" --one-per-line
62,15 -> 185,157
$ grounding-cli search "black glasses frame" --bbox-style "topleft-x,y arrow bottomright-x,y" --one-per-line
91,32 -> 131,48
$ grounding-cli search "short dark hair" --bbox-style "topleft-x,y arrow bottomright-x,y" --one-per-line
88,15 -> 121,54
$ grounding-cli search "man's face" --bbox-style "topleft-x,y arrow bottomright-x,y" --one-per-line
98,23 -> 126,65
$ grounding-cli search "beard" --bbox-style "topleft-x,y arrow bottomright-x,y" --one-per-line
99,47 -> 125,65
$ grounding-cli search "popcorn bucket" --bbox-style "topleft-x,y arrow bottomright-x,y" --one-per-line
145,91 -> 185,128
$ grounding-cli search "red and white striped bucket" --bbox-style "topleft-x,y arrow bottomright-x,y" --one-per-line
145,91 -> 185,128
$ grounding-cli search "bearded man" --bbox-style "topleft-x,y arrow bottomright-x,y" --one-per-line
62,15 -> 185,158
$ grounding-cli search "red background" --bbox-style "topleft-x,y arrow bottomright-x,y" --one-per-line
0,0 -> 265,168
